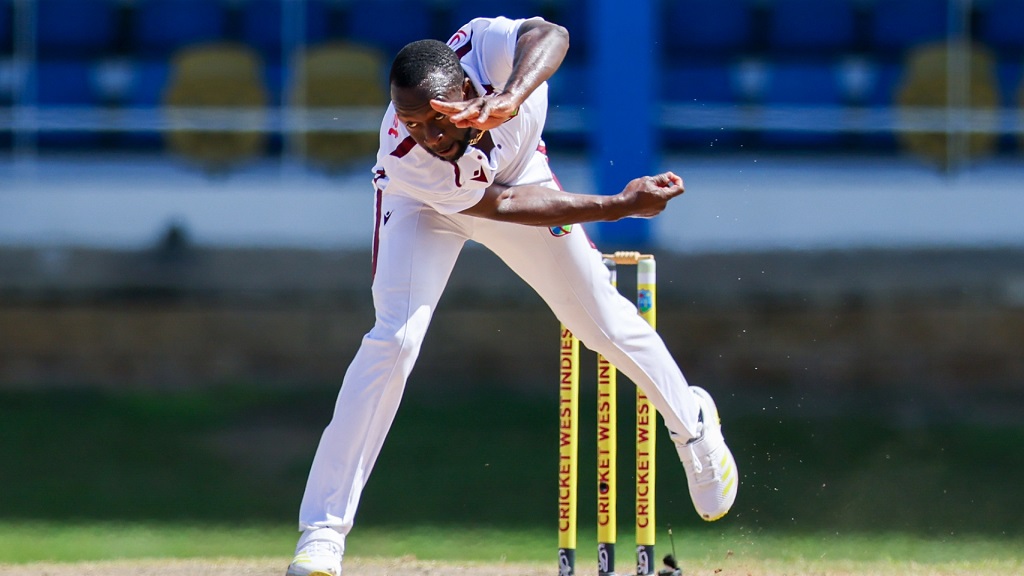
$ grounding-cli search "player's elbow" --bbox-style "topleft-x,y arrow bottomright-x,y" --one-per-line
520,18 -> 570,48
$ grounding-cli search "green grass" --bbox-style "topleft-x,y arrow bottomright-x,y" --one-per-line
2,384 -> 1024,568
0,521 -> 1022,568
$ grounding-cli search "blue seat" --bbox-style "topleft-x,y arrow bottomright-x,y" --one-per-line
35,61 -> 103,148
980,0 -> 1024,55
241,0 -> 330,61
663,0 -> 753,59
1,0 -> 14,55
662,64 -> 741,148
759,62 -> 847,148
547,62 -> 587,107
124,59 -> 171,107
36,61 -> 96,105
541,63 -> 587,148
132,0 -> 227,56
871,0 -> 947,56
993,61 -> 1022,151
549,0 -> 588,63
119,59 -> 171,150
768,0 -> 856,55
445,0 -> 538,36
861,62 -> 903,107
854,62 -> 902,150
995,61 -> 1022,108
37,0 -> 119,57
663,64 -> 736,104
343,0 -> 433,56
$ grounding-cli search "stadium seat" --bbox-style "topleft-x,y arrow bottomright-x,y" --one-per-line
118,59 -> 171,150
541,62 -> 586,148
895,41 -> 1000,166
663,0 -> 753,59
991,61 -> 1022,152
132,0 -> 228,56
343,0 -> 434,56
35,60 -> 103,148
163,43 -> 269,171
759,62 -> 847,148
288,42 -> 387,171
241,0 -> 331,61
0,0 -> 10,53
870,0 -> 948,56
125,59 -> 171,107
35,61 -> 97,106
980,0 -> 1024,56
1018,70 -> 1024,152
37,0 -> 119,58
444,0 -> 538,37
850,61 -> 903,151
549,0 -> 588,63
662,64 -> 741,148
996,61 -> 1022,108
767,0 -> 856,56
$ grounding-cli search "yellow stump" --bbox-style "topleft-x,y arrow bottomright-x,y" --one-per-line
558,324 -> 579,575
596,258 -> 617,576
635,257 -> 657,575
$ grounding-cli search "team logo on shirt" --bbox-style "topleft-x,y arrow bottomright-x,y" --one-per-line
448,29 -> 468,47
549,225 -> 573,237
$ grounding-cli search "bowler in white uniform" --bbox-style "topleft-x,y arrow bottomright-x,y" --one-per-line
286,16 -> 739,576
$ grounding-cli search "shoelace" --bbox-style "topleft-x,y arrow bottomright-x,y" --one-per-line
302,540 -> 341,559
688,442 -> 704,475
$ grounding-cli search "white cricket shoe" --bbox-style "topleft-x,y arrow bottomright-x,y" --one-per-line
286,527 -> 345,576
675,386 -> 738,521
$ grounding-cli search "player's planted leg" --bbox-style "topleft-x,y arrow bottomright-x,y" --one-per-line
286,527 -> 345,576
674,386 -> 738,521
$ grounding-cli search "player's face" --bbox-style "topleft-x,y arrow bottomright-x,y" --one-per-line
392,78 -> 474,162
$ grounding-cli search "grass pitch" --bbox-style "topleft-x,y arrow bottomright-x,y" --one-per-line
1,386 -> 1022,574
0,522 -> 1021,575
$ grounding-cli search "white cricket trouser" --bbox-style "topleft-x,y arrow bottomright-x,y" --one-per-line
297,185 -> 702,534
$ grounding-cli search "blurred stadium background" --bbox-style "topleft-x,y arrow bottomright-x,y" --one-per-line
1,0 -> 1024,550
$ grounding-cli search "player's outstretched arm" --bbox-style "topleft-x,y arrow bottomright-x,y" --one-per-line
460,172 -> 685,226
431,18 -> 569,130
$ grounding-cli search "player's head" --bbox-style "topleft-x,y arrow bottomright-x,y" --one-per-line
390,39 -> 476,161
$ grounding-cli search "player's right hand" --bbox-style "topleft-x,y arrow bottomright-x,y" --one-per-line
619,172 -> 685,218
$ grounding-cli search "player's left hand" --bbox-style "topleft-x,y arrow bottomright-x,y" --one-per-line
430,92 -> 520,131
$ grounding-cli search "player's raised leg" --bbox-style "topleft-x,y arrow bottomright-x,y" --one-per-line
473,217 -> 738,520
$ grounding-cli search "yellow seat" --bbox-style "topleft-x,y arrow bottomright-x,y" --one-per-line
895,41 -> 1000,168
163,42 -> 269,172
289,41 -> 387,171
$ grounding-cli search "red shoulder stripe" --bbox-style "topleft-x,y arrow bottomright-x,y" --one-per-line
454,34 -> 473,58
390,136 -> 416,158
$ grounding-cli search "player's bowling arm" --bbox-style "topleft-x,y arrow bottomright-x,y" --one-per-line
504,18 -> 569,107
432,19 -> 568,130
460,172 -> 685,225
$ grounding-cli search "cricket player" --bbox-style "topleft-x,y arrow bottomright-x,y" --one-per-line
287,16 -> 738,576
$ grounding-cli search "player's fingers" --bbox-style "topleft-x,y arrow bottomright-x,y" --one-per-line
429,99 -> 466,114
476,100 -> 495,124
451,101 -> 486,123
651,171 -> 682,187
